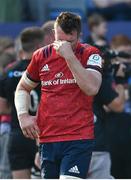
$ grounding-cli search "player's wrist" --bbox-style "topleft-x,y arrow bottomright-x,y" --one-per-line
18,113 -> 30,122
15,89 -> 30,117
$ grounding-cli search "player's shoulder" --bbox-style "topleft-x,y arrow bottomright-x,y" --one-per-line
2,60 -> 28,82
33,44 -> 53,59
5,61 -> 19,71
80,43 -> 100,54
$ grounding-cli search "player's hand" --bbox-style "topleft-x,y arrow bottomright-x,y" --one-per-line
53,40 -> 74,60
18,113 -> 40,139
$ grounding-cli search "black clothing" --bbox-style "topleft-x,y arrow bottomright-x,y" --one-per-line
0,59 -> 40,170
0,59 -> 40,129
8,129 -> 37,170
106,112 -> 131,178
93,74 -> 118,151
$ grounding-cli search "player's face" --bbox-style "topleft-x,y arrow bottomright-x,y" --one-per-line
54,25 -> 78,48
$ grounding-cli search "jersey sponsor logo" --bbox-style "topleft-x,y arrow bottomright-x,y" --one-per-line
41,78 -> 76,86
68,165 -> 80,174
87,54 -> 102,68
55,72 -> 64,78
41,64 -> 50,72
8,71 -> 24,78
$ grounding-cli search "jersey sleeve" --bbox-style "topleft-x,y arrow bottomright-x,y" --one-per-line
84,46 -> 102,73
95,77 -> 118,105
26,49 -> 41,82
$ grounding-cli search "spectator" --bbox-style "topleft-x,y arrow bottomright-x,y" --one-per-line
88,59 -> 125,178
86,13 -> 108,47
106,34 -> 131,179
90,0 -> 131,20
111,34 -> 131,59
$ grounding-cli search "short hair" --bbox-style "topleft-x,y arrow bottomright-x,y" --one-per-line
55,12 -> 81,36
20,27 -> 44,52
41,20 -> 55,37
87,13 -> 105,31
111,34 -> 131,48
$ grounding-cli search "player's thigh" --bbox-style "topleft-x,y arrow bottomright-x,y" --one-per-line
39,143 -> 60,179
60,139 -> 94,179
41,160 -> 60,179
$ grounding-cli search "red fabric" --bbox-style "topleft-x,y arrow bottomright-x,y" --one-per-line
27,42 -> 101,143
0,115 -> 11,123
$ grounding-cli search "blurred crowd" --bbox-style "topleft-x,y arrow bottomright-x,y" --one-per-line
0,0 -> 131,179
0,0 -> 131,22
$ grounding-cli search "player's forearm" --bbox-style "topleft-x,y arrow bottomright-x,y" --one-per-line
66,54 -> 102,96
15,72 -> 38,118
15,82 -> 31,119
15,88 -> 31,118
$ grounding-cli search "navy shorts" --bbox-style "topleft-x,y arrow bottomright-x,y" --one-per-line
39,139 -> 94,179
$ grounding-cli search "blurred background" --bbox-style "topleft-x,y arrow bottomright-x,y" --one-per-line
0,0 -> 130,41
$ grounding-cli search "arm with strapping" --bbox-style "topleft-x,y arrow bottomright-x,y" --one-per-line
15,72 -> 40,139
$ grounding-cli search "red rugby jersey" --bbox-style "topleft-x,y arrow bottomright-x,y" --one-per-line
27,42 -> 102,143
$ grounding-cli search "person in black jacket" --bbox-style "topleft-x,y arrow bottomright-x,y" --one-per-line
88,62 -> 125,178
